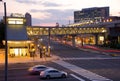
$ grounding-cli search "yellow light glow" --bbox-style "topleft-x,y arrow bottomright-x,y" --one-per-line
8,18 -> 24,21
110,19 -> 112,22
102,30 -> 107,32
8,21 -> 16,24
14,49 -> 19,56
16,21 -> 23,24
19,49 -> 22,56
7,18 -> 24,24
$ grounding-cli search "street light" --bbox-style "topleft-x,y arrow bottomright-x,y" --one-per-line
0,1 -> 8,81
48,28 -> 51,56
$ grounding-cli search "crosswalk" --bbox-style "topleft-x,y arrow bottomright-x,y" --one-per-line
53,60 -> 113,81
70,74 -> 85,81
58,57 -> 120,61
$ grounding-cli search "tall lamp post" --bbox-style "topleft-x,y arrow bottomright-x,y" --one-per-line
0,1 -> 8,81
48,28 -> 51,56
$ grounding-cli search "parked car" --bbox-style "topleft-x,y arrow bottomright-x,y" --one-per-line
28,65 -> 51,75
40,68 -> 68,79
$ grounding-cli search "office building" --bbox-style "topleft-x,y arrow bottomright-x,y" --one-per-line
74,7 -> 109,23
25,12 -> 32,26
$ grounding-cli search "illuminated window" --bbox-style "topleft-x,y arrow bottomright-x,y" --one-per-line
110,19 -> 112,22
14,49 -> 19,56
99,36 -> 104,40
8,21 -> 16,24
7,18 -> 24,24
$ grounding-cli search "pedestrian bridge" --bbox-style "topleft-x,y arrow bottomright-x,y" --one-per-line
26,20 -> 120,37
27,26 -> 107,36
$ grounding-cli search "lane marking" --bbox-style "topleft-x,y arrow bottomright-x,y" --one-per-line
53,60 -> 113,81
70,74 -> 85,81
60,57 -> 120,60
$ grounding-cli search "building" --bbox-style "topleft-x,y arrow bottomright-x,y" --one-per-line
74,7 -> 109,23
4,13 -> 34,57
25,12 -> 32,26
103,16 -> 120,22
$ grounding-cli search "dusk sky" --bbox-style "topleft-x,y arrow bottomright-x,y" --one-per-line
0,0 -> 120,26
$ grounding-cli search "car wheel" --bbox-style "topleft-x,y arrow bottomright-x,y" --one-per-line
61,74 -> 66,78
46,75 -> 50,79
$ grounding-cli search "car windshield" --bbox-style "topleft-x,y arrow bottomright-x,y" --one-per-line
36,66 -> 46,69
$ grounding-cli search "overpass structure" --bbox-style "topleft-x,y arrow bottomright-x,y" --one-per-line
26,20 -> 120,45
27,24 -> 107,37
27,20 -> 120,36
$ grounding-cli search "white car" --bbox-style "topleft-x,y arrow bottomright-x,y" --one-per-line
28,65 -> 51,75
40,68 -> 68,79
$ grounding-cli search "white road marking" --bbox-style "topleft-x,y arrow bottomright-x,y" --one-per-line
60,57 -> 120,60
70,74 -> 85,81
53,60 -> 113,81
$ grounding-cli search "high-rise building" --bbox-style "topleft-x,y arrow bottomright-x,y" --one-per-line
25,12 -> 32,26
74,7 -> 109,23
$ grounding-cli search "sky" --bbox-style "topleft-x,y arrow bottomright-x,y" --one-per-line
0,0 -> 120,26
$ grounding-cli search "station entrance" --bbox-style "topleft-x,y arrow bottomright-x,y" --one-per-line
9,47 -> 28,57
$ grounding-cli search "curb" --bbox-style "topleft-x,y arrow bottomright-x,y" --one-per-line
0,55 -> 60,65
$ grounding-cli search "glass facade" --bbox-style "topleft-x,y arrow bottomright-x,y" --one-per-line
74,7 -> 109,23
9,47 -> 28,57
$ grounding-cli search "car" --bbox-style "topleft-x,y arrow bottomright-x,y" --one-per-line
40,68 -> 68,79
28,65 -> 51,75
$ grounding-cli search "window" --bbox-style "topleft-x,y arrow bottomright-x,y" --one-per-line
7,18 -> 24,24
48,70 -> 59,73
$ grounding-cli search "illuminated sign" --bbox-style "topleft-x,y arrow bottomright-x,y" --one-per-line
7,18 -> 24,24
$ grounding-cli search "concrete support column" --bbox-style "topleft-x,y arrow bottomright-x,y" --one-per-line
72,35 -> 76,47
60,36 -> 63,43
48,28 -> 51,56
81,37 -> 84,46
95,34 -> 98,45
103,33 -> 107,44
118,36 -> 120,43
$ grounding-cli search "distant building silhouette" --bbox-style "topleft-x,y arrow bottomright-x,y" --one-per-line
10,13 -> 24,17
56,22 -> 59,27
25,12 -> 32,26
74,7 -> 109,23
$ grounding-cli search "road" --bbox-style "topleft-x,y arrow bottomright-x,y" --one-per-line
0,38 -> 120,81
0,62 -> 90,81
50,39 -> 120,81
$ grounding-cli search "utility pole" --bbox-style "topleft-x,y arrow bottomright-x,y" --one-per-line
4,2 -> 8,81
0,1 -> 8,81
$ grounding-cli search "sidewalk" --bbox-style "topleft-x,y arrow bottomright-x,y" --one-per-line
0,54 -> 60,64
77,45 -> 120,56
62,41 -> 120,56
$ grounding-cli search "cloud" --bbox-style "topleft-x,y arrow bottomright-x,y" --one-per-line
15,0 -> 61,7
42,2 -> 61,7
31,9 -> 75,17
31,9 -> 75,26
15,0 -> 40,4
